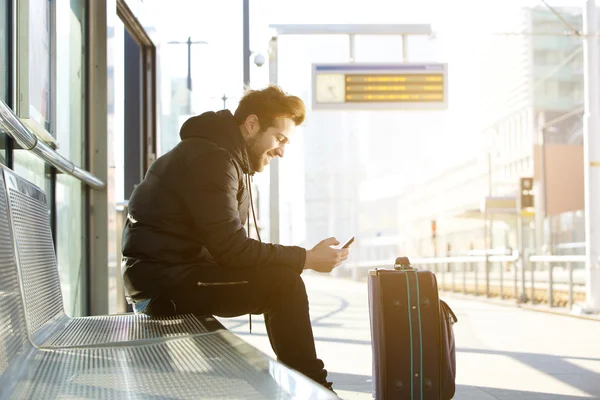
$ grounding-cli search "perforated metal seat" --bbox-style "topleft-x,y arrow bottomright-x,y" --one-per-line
0,171 -> 30,389
7,331 -> 333,400
41,313 -> 223,348
2,165 -> 218,348
0,164 -> 336,399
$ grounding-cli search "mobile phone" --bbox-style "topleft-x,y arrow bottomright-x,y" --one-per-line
340,236 -> 354,249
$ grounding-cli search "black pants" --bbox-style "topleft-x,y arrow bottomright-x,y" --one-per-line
143,266 -> 328,384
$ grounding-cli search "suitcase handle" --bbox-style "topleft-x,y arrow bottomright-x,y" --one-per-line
394,257 -> 417,271
441,300 -> 458,324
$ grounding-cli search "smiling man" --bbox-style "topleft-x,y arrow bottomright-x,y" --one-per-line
121,85 -> 348,394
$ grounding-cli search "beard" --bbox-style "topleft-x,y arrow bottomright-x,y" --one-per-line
246,134 -> 267,172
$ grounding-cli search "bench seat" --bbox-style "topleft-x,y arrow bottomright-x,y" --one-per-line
38,313 -> 222,348
0,163 -> 336,399
6,331 -> 329,399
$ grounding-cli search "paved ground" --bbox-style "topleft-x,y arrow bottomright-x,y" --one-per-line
218,272 -> 600,399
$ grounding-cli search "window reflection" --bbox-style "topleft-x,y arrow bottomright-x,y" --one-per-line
106,15 -> 125,314
12,151 -> 52,201
28,0 -> 51,132
54,0 -> 87,316
0,0 -> 8,164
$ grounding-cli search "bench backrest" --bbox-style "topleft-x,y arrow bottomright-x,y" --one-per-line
1,165 -> 65,341
0,165 -> 30,382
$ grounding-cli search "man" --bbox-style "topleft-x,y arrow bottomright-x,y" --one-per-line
121,85 -> 349,392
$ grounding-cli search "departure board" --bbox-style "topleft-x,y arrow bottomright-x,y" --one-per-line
312,63 -> 448,110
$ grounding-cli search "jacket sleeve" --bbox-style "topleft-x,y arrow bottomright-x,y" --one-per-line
183,150 -> 306,273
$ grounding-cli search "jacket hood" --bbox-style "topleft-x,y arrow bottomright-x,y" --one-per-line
179,110 -> 253,174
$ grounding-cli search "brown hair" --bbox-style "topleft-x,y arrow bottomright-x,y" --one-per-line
234,85 -> 306,130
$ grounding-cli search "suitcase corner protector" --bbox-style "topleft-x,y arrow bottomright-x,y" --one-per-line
368,269 -> 379,276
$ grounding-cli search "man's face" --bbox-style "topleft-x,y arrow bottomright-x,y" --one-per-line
246,117 -> 296,173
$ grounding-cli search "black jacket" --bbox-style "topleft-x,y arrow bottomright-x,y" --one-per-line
121,110 -> 306,299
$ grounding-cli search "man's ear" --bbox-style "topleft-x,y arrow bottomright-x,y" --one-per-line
245,114 -> 261,135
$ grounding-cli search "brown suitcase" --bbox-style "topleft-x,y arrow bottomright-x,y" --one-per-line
368,257 -> 457,399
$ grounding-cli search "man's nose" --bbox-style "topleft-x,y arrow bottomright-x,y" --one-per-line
275,145 -> 284,158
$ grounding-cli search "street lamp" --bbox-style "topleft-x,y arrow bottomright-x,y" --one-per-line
167,37 -> 208,114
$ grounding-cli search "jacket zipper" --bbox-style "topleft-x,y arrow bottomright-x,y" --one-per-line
197,281 -> 249,287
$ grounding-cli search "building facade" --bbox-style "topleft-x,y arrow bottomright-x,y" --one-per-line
386,5 -> 588,259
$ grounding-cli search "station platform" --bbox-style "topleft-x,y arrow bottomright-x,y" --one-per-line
218,272 -> 600,400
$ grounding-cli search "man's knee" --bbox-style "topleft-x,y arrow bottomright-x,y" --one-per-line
260,267 -> 308,305
274,267 -> 306,289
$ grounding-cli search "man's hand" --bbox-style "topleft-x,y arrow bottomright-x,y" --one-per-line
304,237 -> 350,273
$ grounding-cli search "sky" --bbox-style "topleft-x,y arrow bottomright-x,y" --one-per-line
146,0 -> 484,174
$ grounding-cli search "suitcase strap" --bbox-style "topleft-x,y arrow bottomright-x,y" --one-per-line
404,271 -> 424,400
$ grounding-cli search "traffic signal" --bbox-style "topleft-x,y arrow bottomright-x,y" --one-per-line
520,177 -> 534,209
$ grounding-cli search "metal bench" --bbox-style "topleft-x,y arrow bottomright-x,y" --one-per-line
0,164 -> 335,399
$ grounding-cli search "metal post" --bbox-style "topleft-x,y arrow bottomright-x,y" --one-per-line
243,0 -> 250,88
542,131 -> 550,249
186,37 -> 193,114
530,256 -> 535,304
474,253 -> 479,296
402,34 -> 408,62
537,112 -> 549,253
448,244 -> 454,293
186,37 -> 192,92
349,34 -> 355,62
513,250 -> 518,300
485,220 -> 490,298
567,262 -> 573,310
529,223 -> 536,303
548,262 -> 553,307
485,152 -> 493,298
583,0 -> 600,312
518,212 -> 528,303
488,152 -> 495,269
499,255 -> 504,299
88,0 -> 109,315
438,239 -> 444,289
221,94 -> 228,109
167,37 -> 208,112
451,259 -> 455,293
463,260 -> 467,294
484,206 -> 489,296
268,36 -> 280,244
468,242 -> 473,294
433,232 -> 438,274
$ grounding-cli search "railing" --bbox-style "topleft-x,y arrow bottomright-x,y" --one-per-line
346,253 -> 587,310
529,255 -> 586,310
0,99 -> 105,189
